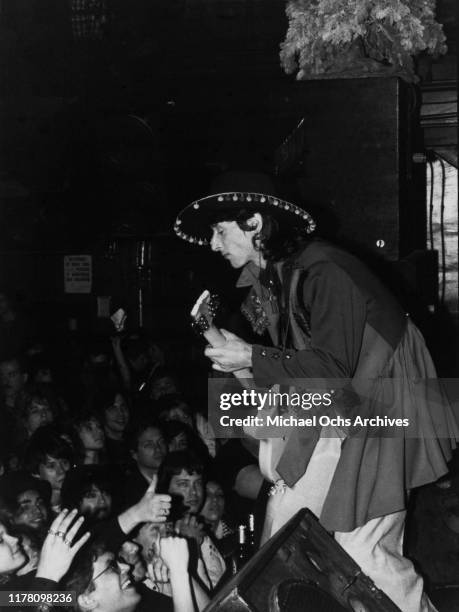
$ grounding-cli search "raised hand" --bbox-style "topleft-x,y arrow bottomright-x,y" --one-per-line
134,475 -> 171,523
159,536 -> 189,572
148,554 -> 169,584
36,509 -> 90,582
174,514 -> 204,545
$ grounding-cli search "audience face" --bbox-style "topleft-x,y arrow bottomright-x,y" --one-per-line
133,427 -> 167,472
130,352 -> 150,374
79,484 -> 112,521
13,489 -> 48,531
133,522 -> 162,562
200,481 -> 225,528
104,394 -> 129,436
33,368 -> 53,384
24,398 -> 54,436
0,522 -> 26,574
78,551 -> 140,612
0,359 -> 26,395
78,418 -> 105,451
150,376 -> 179,401
38,455 -> 70,494
168,470 -> 204,514
168,431 -> 188,453
165,404 -> 194,429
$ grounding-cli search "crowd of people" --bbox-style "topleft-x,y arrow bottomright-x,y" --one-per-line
0,295 -> 261,612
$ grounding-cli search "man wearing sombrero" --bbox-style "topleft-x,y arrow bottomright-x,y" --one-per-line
174,172 -> 457,611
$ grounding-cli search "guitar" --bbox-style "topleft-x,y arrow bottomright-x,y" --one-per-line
191,292 -> 286,446
191,290 -> 253,382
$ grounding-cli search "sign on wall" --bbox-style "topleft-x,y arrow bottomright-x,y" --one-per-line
64,255 -> 92,294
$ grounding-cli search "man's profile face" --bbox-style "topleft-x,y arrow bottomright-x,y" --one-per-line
210,220 -> 259,268
14,489 -> 48,530
79,551 -> 140,612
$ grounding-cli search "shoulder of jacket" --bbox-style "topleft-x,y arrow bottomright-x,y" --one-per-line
288,239 -> 338,271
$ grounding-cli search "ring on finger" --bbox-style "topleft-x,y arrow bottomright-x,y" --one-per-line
48,529 -> 57,536
64,537 -> 72,546
56,531 -> 65,538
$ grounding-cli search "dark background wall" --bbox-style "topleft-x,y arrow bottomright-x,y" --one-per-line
0,0 -> 456,367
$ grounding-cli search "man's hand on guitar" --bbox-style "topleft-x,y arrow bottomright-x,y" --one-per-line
204,329 -> 253,372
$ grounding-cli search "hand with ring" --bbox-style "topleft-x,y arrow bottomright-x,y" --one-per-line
36,509 -> 90,582
134,475 -> 171,523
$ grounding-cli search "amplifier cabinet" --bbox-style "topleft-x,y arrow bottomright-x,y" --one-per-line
205,509 -> 401,612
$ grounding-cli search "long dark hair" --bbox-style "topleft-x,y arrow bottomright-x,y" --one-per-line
208,207 -> 312,262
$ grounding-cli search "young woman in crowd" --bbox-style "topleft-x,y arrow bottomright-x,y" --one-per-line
200,479 -> 234,541
19,385 -> 56,440
69,410 -> 106,466
24,426 -> 74,514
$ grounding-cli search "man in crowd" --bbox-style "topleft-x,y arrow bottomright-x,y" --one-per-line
60,466 -> 172,553
158,451 -> 226,590
0,471 -> 51,536
124,418 -> 168,507
0,356 -> 28,411
65,536 -> 205,612
173,171 -> 459,611
61,465 -> 115,524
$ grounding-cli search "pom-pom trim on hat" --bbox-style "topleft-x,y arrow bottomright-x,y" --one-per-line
174,192 -> 316,245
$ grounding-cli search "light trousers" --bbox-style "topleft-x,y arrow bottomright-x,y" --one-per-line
261,436 -> 437,612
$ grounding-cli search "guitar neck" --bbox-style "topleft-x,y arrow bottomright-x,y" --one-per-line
203,324 -> 226,348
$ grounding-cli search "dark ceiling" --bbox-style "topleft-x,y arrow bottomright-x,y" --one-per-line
0,0 -> 456,250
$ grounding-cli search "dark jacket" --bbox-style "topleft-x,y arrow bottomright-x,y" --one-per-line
239,239 -> 458,532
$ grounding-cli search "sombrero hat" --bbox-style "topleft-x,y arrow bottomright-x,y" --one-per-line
173,172 -> 316,245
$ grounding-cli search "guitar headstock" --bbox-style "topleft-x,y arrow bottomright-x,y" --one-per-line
190,290 -> 219,335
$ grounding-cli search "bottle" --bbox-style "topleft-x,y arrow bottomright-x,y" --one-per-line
247,513 -> 256,557
237,524 -> 248,569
